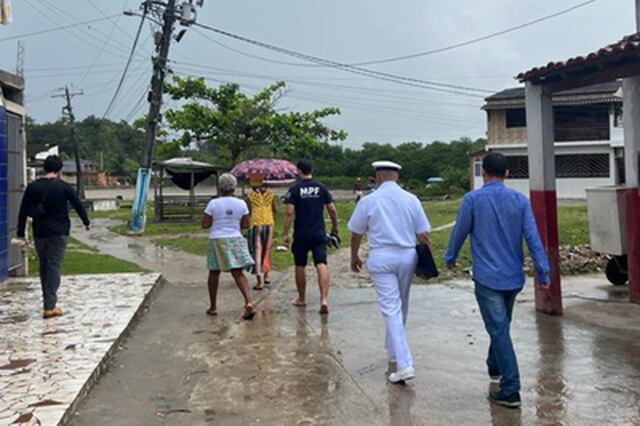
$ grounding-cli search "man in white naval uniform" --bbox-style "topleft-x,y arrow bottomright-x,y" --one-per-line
348,161 -> 431,383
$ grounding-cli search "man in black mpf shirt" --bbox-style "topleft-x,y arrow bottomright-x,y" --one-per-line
17,155 -> 90,319
283,159 -> 338,314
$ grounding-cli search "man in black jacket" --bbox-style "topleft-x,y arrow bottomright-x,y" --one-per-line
17,155 -> 90,319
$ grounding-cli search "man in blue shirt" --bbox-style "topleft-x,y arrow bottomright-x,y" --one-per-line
444,152 -> 550,408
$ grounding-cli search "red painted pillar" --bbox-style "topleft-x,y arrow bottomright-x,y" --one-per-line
623,77 -> 640,304
627,189 -> 640,303
525,82 -> 562,315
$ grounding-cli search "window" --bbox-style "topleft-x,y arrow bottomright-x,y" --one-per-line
505,109 -> 526,128
501,154 -> 609,179
506,156 -> 529,179
614,106 -> 623,128
474,159 -> 482,177
554,104 -> 610,141
556,154 -> 610,178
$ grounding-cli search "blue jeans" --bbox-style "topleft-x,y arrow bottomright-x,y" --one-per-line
474,282 -> 521,395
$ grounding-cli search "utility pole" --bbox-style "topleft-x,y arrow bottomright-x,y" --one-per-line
53,86 -> 85,199
128,0 -> 203,234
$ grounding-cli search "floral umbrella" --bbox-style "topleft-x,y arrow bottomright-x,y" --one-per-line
230,158 -> 298,182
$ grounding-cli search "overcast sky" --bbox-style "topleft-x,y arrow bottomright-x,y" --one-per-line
0,0 -> 635,148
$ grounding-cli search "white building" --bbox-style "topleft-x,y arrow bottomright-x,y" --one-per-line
472,81 -> 624,199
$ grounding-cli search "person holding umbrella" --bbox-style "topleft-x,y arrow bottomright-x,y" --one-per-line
245,173 -> 277,290
201,173 -> 256,320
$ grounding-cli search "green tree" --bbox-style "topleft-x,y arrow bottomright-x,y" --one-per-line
163,76 -> 347,166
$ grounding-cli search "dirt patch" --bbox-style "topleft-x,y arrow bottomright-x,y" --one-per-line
524,244 -> 606,276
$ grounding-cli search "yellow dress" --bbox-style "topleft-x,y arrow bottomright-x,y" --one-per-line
247,190 -> 275,226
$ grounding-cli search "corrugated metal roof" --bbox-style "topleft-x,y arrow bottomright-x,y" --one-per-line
517,33 -> 640,82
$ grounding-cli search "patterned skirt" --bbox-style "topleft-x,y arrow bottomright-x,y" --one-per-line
207,237 -> 255,272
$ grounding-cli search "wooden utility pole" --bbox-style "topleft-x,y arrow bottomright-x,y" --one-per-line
53,86 -> 85,199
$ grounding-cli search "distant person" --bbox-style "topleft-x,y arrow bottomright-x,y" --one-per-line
444,152 -> 550,408
202,173 -> 256,320
245,173 -> 277,290
282,159 -> 339,314
348,161 -> 431,383
366,176 -> 376,194
353,177 -> 363,203
17,155 -> 90,319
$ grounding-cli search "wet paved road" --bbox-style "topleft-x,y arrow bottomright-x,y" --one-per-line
69,221 -> 640,425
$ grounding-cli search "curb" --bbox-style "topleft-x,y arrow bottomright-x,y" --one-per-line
58,274 -> 165,426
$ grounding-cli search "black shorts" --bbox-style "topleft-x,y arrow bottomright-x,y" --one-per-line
292,234 -> 328,267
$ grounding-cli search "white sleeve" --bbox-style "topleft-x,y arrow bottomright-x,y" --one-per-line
347,201 -> 368,234
241,200 -> 249,215
414,198 -> 431,233
204,200 -> 215,216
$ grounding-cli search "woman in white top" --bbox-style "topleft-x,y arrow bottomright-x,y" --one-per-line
202,173 -> 256,319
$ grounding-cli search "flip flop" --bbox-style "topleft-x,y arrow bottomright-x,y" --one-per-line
291,298 -> 307,307
319,304 -> 329,315
253,285 -> 264,291
206,308 -> 217,316
243,305 -> 256,320
264,280 -> 271,286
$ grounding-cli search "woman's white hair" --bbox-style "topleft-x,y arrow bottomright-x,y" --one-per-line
218,173 -> 238,192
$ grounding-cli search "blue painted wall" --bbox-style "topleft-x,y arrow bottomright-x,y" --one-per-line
0,106 -> 7,283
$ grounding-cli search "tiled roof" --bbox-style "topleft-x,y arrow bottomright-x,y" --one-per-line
517,33 -> 640,82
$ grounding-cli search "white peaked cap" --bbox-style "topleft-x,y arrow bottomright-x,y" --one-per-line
372,160 -> 402,171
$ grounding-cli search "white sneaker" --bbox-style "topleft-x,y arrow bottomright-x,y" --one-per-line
388,366 -> 415,383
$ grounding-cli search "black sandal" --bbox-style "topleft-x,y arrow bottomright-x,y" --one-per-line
243,305 -> 256,320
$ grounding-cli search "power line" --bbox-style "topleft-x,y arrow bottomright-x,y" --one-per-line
31,0 -> 139,57
0,15 -> 118,43
23,0 -> 131,59
350,0 -> 599,66
103,9 -> 148,119
86,0 -> 154,57
27,62 -> 136,72
171,63 -> 482,109
191,27 -> 314,68
77,0 -> 132,87
191,22 -> 492,97
173,71 -> 483,127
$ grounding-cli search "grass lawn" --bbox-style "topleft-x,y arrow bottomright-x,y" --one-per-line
557,204 -> 590,246
27,237 -> 146,276
98,197 -> 591,275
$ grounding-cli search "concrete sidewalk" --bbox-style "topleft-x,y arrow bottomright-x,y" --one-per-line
68,221 -> 640,425
67,274 -> 640,425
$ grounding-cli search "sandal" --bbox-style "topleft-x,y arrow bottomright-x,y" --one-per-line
253,285 -> 264,291
206,308 -> 218,316
243,304 -> 256,320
